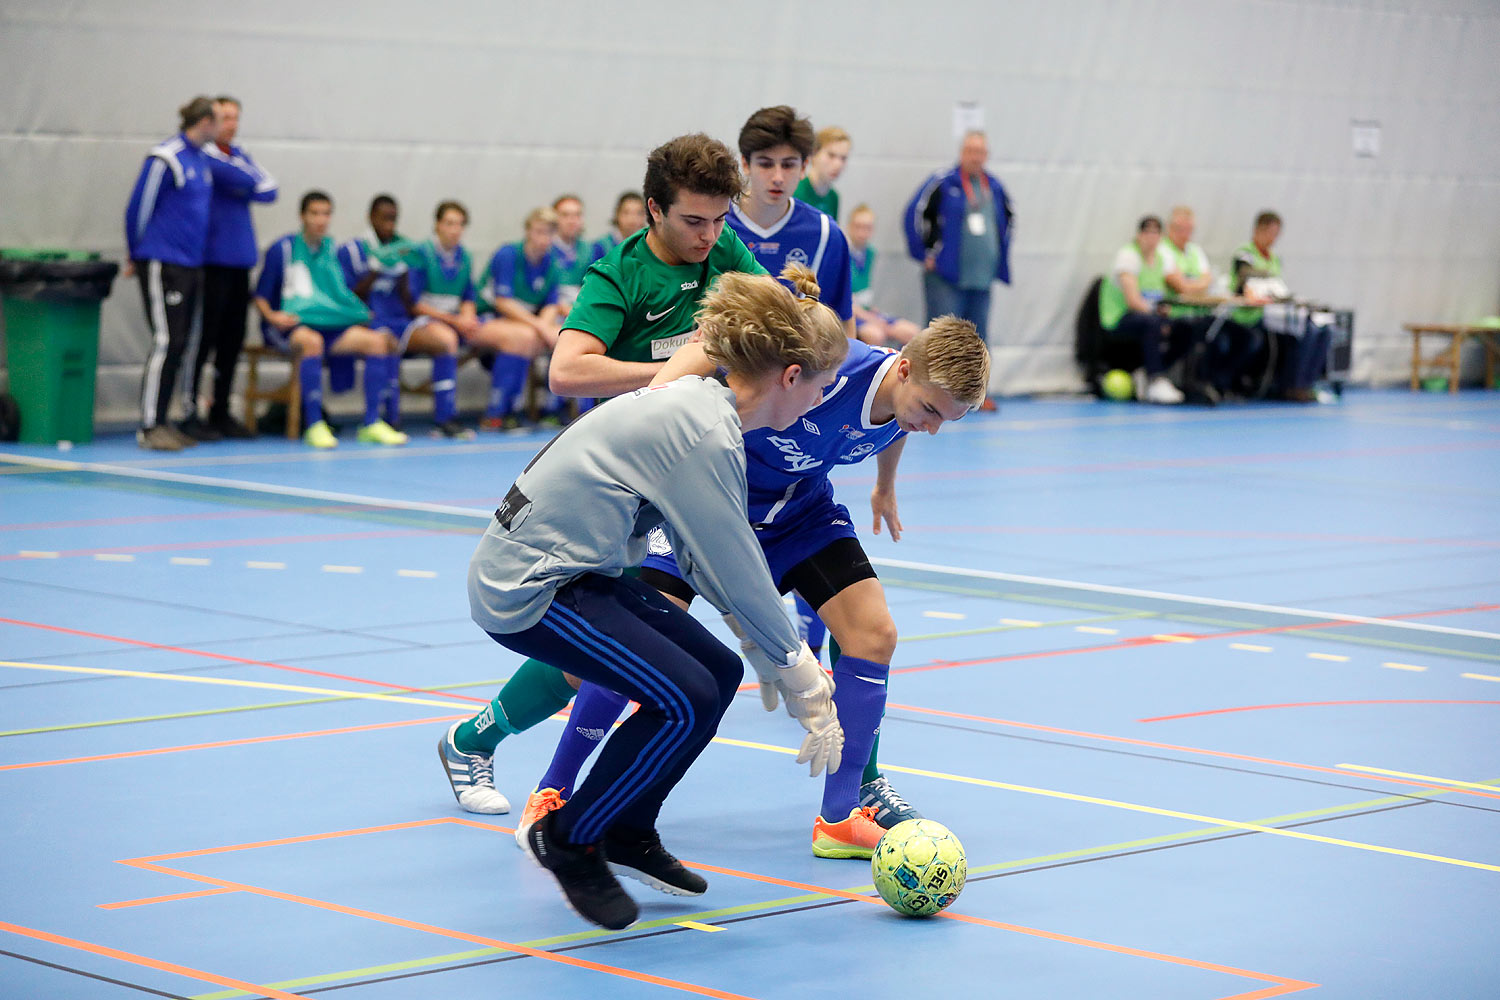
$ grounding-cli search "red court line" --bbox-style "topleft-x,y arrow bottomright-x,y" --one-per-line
0,713 -> 466,772
123,863 -> 751,998
687,859 -> 1316,999
883,701 -> 1500,802
120,818 -> 1311,1000
1141,699 -> 1500,723
0,527 -> 452,562
836,437 -> 1500,485
0,616 -> 490,703
902,523 -> 1500,549
0,919 -> 313,1000
889,601 -> 1500,676
98,887 -> 239,910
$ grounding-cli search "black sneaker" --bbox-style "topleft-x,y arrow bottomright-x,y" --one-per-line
603,825 -> 707,897
526,813 -> 638,930
209,413 -> 256,439
177,416 -> 223,442
430,418 -> 477,441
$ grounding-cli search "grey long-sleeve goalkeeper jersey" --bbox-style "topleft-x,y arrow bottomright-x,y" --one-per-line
467,375 -> 801,665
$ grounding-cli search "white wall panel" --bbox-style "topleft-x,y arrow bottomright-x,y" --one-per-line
2,0 -> 1498,425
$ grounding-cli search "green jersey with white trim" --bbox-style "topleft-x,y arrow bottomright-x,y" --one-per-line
564,225 -> 767,363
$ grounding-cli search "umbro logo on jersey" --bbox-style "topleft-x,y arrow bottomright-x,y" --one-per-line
680,280 -> 698,291
646,305 -> 676,321
801,418 -> 820,435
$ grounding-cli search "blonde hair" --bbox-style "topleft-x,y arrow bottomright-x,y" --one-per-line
698,264 -> 848,379
814,126 -> 851,153
523,206 -> 558,231
901,315 -> 990,408
849,202 -> 875,222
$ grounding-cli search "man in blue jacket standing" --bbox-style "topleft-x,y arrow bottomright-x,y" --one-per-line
179,96 -> 279,437
124,97 -> 218,450
180,96 -> 278,440
903,130 -> 1010,409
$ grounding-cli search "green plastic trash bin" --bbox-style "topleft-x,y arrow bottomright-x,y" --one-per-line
0,249 -> 120,444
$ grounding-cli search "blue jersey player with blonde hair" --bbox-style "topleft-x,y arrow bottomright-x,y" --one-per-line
519,315 -> 990,859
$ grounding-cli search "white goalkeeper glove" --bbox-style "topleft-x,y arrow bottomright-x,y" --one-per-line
721,613 -> 784,710
778,643 -> 843,777
720,616 -> 843,776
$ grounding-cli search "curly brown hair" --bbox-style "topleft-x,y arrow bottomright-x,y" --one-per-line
642,133 -> 744,218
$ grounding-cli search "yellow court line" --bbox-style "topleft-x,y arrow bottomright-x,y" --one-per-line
1230,643 -> 1272,653
1463,673 -> 1500,683
1308,652 -> 1350,662
1336,764 -> 1500,791
1382,662 -> 1427,672
710,737 -> 1500,874
0,660 -> 475,711
1152,634 -> 1196,643
674,921 -> 725,933
1000,618 -> 1040,627
921,611 -> 967,620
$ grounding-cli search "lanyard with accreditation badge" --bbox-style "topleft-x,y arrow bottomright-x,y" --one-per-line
959,171 -> 988,237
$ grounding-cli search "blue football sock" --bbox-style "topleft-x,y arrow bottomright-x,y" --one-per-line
299,357 -> 323,426
362,355 -> 389,425
382,354 -> 403,424
539,682 -> 630,795
820,655 -> 889,820
795,593 -> 827,660
486,353 -> 529,418
432,353 -> 458,423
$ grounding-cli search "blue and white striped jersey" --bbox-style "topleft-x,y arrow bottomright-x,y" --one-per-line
727,198 -> 854,324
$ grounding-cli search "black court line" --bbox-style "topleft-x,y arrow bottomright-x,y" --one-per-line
886,713 -> 1500,815
293,799 -> 1428,994
0,947 -> 191,998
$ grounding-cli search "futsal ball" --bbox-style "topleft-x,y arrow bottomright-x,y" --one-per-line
870,819 -> 967,917
1101,368 -> 1134,401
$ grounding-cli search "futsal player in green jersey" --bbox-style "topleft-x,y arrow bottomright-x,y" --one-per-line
439,132 -> 768,813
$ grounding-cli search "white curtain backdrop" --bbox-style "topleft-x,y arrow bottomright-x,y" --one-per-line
2,0 -> 1497,423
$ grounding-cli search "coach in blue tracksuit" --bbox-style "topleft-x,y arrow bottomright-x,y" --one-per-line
903,129 -> 1013,348
124,97 -> 218,451
182,96 -> 278,440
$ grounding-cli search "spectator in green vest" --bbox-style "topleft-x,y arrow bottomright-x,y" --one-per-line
1231,210 -> 1331,403
794,126 -> 849,221
1098,215 -> 1189,404
1162,205 -> 1262,400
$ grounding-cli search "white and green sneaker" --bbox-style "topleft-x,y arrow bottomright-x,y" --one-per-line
303,420 -> 338,449
859,775 -> 922,829
357,419 -> 408,446
438,722 -> 510,814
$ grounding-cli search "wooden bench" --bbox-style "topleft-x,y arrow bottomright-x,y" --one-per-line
1404,323 -> 1500,393
241,343 -> 302,439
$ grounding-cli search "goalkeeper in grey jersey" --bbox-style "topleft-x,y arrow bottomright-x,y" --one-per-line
468,265 -> 848,930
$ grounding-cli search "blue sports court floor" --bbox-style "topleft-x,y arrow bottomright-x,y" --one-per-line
2,388 -> 1497,999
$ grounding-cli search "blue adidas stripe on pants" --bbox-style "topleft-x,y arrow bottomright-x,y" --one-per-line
485,572 -> 743,846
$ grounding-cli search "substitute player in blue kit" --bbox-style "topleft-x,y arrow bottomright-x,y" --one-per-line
523,317 -> 990,859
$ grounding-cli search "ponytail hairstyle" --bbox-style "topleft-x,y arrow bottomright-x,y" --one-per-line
697,263 -> 847,380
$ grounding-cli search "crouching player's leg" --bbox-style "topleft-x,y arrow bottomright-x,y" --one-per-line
499,573 -> 738,928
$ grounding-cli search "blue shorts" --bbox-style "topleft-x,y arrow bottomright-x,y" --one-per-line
261,322 -> 357,353
640,493 -> 859,593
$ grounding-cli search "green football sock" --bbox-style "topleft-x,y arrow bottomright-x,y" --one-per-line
829,636 -> 885,784
454,658 -> 577,755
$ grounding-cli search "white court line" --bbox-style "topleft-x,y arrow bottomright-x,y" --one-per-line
169,557 -> 210,566
246,561 -> 285,570
9,451 -> 1493,644
1230,643 -> 1272,652
922,611 -> 966,620
1075,626 -> 1118,635
868,557 -> 1500,641
398,569 -> 438,579
322,565 -> 363,574
1000,618 -> 1040,627
94,553 -> 135,562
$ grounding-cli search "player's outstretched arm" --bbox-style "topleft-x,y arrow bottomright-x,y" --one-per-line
870,436 -> 906,541
550,328 -> 664,397
649,340 -> 714,387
